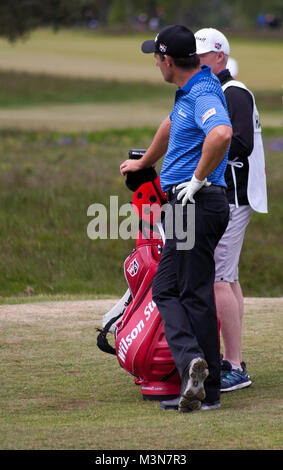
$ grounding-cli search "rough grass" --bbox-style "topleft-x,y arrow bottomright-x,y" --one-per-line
0,101 -> 173,132
0,29 -> 282,299
0,128 -> 154,299
0,101 -> 279,132
0,297 -> 282,450
0,71 -> 171,108
0,70 -> 280,109
0,128 -> 282,300
0,71 -> 281,132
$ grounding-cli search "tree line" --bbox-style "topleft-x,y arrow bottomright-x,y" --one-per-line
0,0 -> 282,41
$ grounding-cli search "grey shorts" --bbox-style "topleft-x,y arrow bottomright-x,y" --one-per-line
214,204 -> 253,283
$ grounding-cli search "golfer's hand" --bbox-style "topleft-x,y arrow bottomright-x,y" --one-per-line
120,159 -> 142,176
176,174 -> 211,205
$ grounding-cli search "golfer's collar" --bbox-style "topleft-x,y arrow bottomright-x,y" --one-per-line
176,65 -> 211,97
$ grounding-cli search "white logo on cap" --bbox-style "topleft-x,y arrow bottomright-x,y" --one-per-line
159,43 -> 167,53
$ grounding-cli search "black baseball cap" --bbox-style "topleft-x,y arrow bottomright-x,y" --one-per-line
141,24 -> 196,58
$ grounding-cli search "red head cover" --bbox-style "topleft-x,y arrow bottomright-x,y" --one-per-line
132,177 -> 167,225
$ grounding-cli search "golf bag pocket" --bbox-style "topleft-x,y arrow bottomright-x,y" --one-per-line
124,243 -> 162,298
115,282 -> 180,390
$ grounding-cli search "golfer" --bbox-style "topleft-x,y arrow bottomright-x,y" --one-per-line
120,25 -> 232,412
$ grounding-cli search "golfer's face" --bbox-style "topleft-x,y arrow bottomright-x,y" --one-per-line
154,53 -> 172,83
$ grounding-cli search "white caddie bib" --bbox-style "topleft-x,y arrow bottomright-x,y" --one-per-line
222,80 -> 268,213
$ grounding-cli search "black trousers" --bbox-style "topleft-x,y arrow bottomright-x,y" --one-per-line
152,187 -> 229,403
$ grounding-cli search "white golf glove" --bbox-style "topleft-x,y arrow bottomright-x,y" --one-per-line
176,174 -> 211,205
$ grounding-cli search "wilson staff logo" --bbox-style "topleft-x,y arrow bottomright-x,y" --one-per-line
127,258 -> 139,277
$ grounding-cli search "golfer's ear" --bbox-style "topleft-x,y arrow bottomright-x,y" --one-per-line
164,55 -> 174,67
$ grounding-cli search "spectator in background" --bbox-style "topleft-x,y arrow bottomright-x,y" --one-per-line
226,57 -> 238,77
257,14 -> 267,28
257,13 -> 280,29
195,27 -> 268,392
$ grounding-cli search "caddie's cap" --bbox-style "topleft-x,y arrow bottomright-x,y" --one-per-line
141,24 -> 196,58
195,28 -> 230,55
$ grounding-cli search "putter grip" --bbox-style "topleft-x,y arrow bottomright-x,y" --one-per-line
128,149 -> 146,160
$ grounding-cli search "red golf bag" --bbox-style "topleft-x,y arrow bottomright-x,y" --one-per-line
97,150 -> 181,400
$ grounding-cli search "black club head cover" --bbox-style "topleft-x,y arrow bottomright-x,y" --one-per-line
125,149 -> 158,192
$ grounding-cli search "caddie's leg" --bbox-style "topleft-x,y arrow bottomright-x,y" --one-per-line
231,280 -> 244,334
214,204 -> 253,368
214,281 -> 242,367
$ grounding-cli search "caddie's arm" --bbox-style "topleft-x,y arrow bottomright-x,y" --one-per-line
194,124 -> 232,181
120,116 -> 171,176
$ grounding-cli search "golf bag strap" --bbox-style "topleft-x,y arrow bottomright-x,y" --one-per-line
96,312 -> 124,356
160,367 -> 178,382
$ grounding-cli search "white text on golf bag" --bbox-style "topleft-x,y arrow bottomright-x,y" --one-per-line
118,300 -> 156,363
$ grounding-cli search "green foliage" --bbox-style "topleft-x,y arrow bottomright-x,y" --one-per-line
0,0 -> 282,41
0,0 -> 102,41
236,0 -> 283,18
108,0 -> 129,25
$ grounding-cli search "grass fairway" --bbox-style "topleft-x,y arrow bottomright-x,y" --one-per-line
0,297 -> 282,450
0,30 -> 282,132
0,100 -> 173,132
0,29 -> 282,90
0,29 -> 162,83
0,96 -> 280,132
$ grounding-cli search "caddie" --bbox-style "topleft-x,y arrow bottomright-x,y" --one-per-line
195,28 -> 268,392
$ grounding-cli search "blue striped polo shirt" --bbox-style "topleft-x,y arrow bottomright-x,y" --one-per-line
160,65 -> 232,192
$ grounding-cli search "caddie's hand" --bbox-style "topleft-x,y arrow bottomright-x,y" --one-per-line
120,159 -> 142,176
176,174 -> 211,205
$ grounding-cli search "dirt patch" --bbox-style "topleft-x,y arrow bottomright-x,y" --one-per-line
0,104 -> 278,132
0,102 -> 169,132
0,299 -> 118,324
244,297 -> 283,313
0,297 -> 282,324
